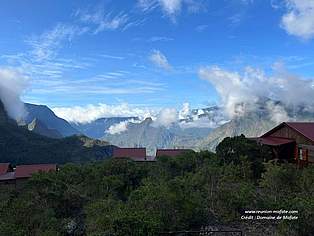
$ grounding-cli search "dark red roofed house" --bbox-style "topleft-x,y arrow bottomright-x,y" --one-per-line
113,148 -> 148,161
15,164 -> 57,179
0,163 -> 57,187
256,122 -> 314,166
156,149 -> 192,158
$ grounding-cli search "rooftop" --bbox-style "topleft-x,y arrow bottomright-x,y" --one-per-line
156,149 -> 191,157
113,148 -> 146,159
15,164 -> 57,179
262,122 -> 314,143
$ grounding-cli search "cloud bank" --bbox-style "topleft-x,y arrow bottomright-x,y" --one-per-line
0,68 -> 29,121
52,103 -> 156,124
199,64 -> 314,121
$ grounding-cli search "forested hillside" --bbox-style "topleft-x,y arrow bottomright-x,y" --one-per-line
0,101 -> 114,165
1,136 -> 313,236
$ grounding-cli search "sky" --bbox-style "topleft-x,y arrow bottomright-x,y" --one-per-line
1,0 -> 314,123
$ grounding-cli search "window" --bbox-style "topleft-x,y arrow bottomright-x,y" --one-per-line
299,147 -> 303,160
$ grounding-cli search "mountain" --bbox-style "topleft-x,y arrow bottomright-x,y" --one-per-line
0,100 -> 9,124
0,100 -> 114,165
198,112 -> 276,151
103,117 -> 212,156
72,117 -> 138,139
27,118 -> 63,139
198,103 -> 314,151
24,103 -> 80,137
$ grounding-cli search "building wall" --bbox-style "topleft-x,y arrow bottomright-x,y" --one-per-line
299,144 -> 314,163
267,125 -> 314,164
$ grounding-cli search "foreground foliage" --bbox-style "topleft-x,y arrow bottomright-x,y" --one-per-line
0,136 -> 313,236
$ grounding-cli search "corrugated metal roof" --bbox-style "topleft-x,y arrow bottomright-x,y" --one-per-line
15,164 -> 57,179
257,137 -> 295,146
156,149 -> 191,157
0,163 -> 10,175
113,148 -> 146,159
262,122 -> 314,143
285,122 -> 314,142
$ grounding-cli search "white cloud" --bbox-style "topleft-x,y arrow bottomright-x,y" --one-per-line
159,0 -> 182,20
75,7 -> 142,33
281,0 -> 314,40
137,0 -> 204,22
106,121 -> 129,134
179,102 -> 190,119
148,36 -> 174,42
137,0 -> 159,13
179,117 -> 223,129
153,108 -> 178,127
199,64 -> 314,119
106,118 -> 140,134
149,50 -> 172,70
52,103 -> 157,124
266,100 -> 290,123
26,23 -> 85,62
0,68 -> 29,120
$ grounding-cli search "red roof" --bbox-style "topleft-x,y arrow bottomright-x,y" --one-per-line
15,164 -> 57,179
262,122 -> 314,143
156,149 -> 191,157
113,148 -> 146,159
0,163 -> 10,175
285,122 -> 314,142
257,137 -> 295,146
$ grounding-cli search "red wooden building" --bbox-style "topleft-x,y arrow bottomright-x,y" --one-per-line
256,122 -> 314,165
0,163 -> 57,185
112,148 -> 152,161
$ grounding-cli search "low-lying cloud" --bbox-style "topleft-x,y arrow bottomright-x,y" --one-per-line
52,103 -> 156,124
199,64 -> 314,120
0,68 -> 29,121
106,118 -> 139,135
153,108 -> 178,127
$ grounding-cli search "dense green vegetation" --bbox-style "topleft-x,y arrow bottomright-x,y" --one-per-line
0,121 -> 114,164
0,136 -> 313,236
0,102 -> 114,165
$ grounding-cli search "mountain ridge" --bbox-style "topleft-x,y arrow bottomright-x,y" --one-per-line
0,100 -> 114,165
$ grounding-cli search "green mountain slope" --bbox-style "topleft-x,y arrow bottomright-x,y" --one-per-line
0,101 -> 114,165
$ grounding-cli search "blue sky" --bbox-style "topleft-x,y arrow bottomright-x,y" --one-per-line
1,0 -> 314,122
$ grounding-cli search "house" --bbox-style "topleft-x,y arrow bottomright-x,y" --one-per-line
112,148 -> 150,161
0,163 -> 57,186
255,122 -> 314,165
156,149 -> 192,158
